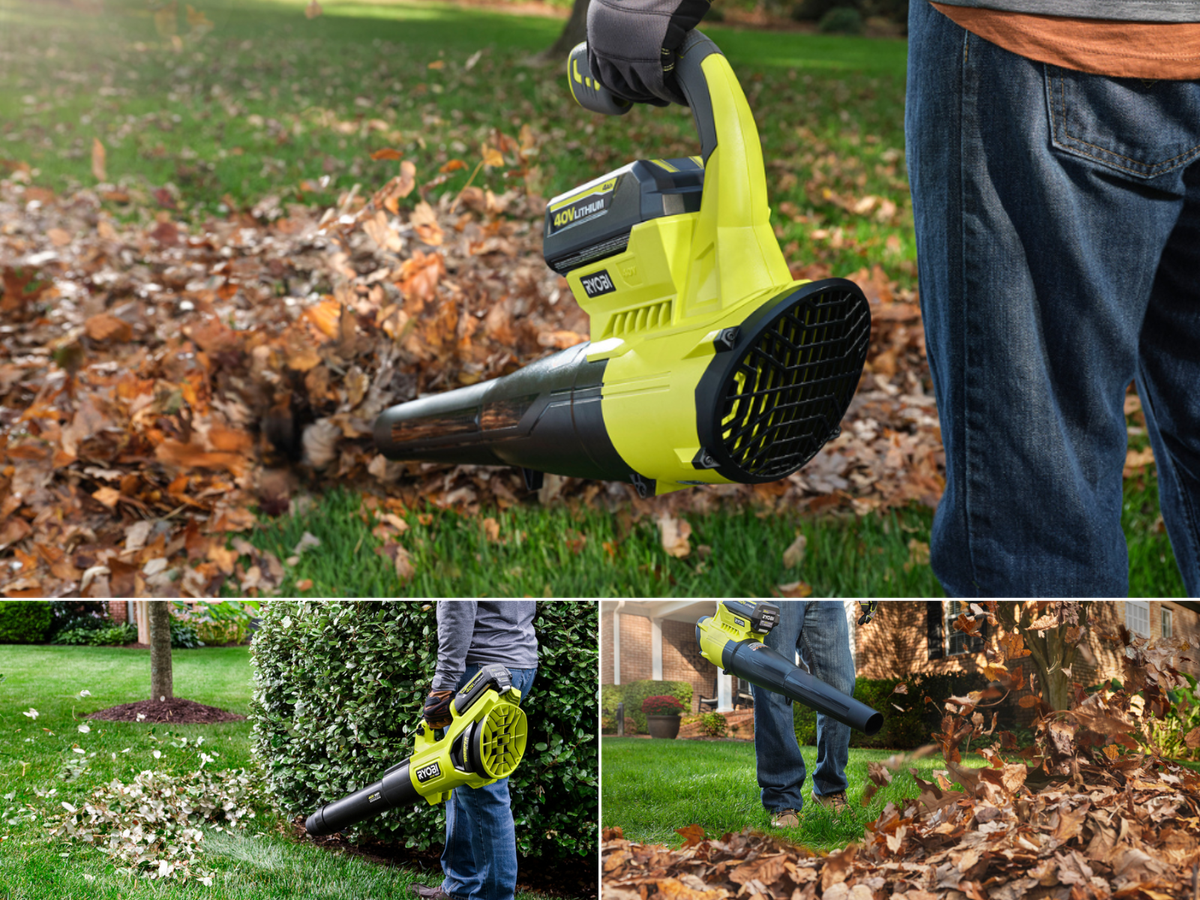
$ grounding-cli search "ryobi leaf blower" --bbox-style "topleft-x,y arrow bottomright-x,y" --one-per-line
304,664 -> 528,837
373,31 -> 870,498
697,601 -> 883,735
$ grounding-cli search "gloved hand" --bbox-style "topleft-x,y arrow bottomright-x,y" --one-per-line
586,0 -> 711,106
423,689 -> 454,729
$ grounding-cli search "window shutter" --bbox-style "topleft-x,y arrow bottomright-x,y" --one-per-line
927,601 -> 944,660
970,616 -> 987,653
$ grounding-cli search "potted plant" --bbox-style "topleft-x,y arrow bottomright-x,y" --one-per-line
642,695 -> 684,739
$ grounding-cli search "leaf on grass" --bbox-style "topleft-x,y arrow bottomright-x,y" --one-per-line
656,512 -> 691,559
782,532 -> 807,569
91,138 -> 107,182
370,148 -> 404,161
481,144 -> 503,168
304,0 -> 322,18
676,824 -> 705,847
775,581 -> 812,598
482,517 -> 500,542
375,541 -> 416,582
439,159 -> 467,174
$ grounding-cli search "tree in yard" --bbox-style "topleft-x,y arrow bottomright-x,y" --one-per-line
965,600 -> 1091,711
539,0 -> 589,62
149,600 -> 173,702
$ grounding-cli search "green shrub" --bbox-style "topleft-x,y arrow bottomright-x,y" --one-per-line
90,623 -> 137,646
0,601 -> 53,644
818,6 -> 865,33
699,712 -> 728,737
169,617 -> 204,649
52,625 -> 103,646
791,0 -> 840,21
192,618 -> 246,645
601,683 -> 625,716
619,680 -> 693,733
251,601 -> 597,861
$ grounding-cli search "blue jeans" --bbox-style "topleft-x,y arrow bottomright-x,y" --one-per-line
441,665 -> 537,900
752,601 -> 854,812
906,1 -> 1200,597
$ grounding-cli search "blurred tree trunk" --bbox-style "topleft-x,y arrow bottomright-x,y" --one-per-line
541,0 -> 589,62
149,601 -> 173,702
992,601 -> 1090,711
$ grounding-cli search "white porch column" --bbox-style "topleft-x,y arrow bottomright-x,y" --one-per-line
135,601 -> 150,645
651,617 -> 663,681
718,671 -> 733,712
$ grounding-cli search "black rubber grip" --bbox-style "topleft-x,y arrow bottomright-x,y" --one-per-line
567,43 -> 633,116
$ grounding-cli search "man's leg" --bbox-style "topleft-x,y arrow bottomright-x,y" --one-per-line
798,602 -> 854,802
907,1 -> 1199,595
1137,159 -> 1200,597
752,601 -> 806,816
441,666 -> 537,900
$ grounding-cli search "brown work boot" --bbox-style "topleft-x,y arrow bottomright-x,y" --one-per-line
811,790 -> 849,813
408,886 -> 458,900
769,807 -> 800,828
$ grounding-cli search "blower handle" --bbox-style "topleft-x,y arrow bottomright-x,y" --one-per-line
566,31 -> 722,162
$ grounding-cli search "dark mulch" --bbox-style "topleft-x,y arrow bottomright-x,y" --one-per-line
88,697 -> 246,724
297,818 -> 597,900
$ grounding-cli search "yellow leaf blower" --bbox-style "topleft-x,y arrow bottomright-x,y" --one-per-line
304,664 -> 528,837
697,601 -> 883,734
373,31 -> 870,497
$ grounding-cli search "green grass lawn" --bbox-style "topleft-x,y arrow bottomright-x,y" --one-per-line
0,0 -> 1184,597
600,736 -> 984,850
0,644 -> 558,900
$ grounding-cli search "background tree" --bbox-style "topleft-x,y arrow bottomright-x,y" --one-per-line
149,600 -> 173,702
540,0 -> 589,61
988,601 -> 1091,711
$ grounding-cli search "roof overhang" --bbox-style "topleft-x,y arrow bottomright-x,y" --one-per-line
599,601 -> 718,624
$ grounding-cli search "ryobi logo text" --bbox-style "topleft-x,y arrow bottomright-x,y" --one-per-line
580,270 -> 616,299
415,762 -> 442,783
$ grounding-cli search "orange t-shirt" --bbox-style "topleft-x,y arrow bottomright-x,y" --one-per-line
930,2 -> 1200,79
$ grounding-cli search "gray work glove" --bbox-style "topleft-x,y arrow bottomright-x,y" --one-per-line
586,0 -> 711,107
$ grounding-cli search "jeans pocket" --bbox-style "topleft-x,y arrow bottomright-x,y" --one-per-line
1044,64 -> 1200,180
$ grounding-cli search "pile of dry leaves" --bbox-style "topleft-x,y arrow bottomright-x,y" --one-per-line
3,141 -> 940,597
603,606 -> 1200,900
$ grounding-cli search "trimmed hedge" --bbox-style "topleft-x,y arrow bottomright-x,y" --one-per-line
794,672 -> 1002,749
250,601 -> 597,860
0,601 -> 53,644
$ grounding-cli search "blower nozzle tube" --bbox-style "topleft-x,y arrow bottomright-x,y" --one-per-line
304,759 -> 419,837
698,614 -> 883,735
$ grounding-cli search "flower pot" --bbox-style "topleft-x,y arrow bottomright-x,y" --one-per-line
647,715 -> 681,739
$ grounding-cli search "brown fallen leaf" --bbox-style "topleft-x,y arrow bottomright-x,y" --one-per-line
84,312 -> 132,343
782,531 -> 807,569
656,512 -> 691,559
91,138 -> 106,181
304,0 -> 322,18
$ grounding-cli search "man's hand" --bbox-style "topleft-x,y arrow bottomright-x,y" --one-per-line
586,0 -> 711,107
423,690 -> 454,729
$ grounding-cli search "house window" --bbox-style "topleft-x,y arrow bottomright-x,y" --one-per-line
946,600 -> 969,656
1126,600 -> 1150,637
1162,607 -> 1173,639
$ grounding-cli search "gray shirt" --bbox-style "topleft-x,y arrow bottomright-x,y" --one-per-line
431,601 -> 539,691
931,0 -> 1200,21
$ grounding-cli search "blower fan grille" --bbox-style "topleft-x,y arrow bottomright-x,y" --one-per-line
473,704 -> 528,780
700,280 -> 870,483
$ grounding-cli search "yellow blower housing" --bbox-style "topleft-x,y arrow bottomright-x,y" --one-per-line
373,31 -> 871,497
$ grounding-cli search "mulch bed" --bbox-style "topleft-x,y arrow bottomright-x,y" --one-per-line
88,697 -> 246,724
298,818 -> 597,900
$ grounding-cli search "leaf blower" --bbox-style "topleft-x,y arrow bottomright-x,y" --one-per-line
304,664 -> 528,837
697,601 -> 883,735
373,31 -> 871,497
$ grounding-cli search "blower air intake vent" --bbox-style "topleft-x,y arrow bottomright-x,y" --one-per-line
697,279 -> 870,484
603,300 -> 673,338
472,704 -> 528,780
